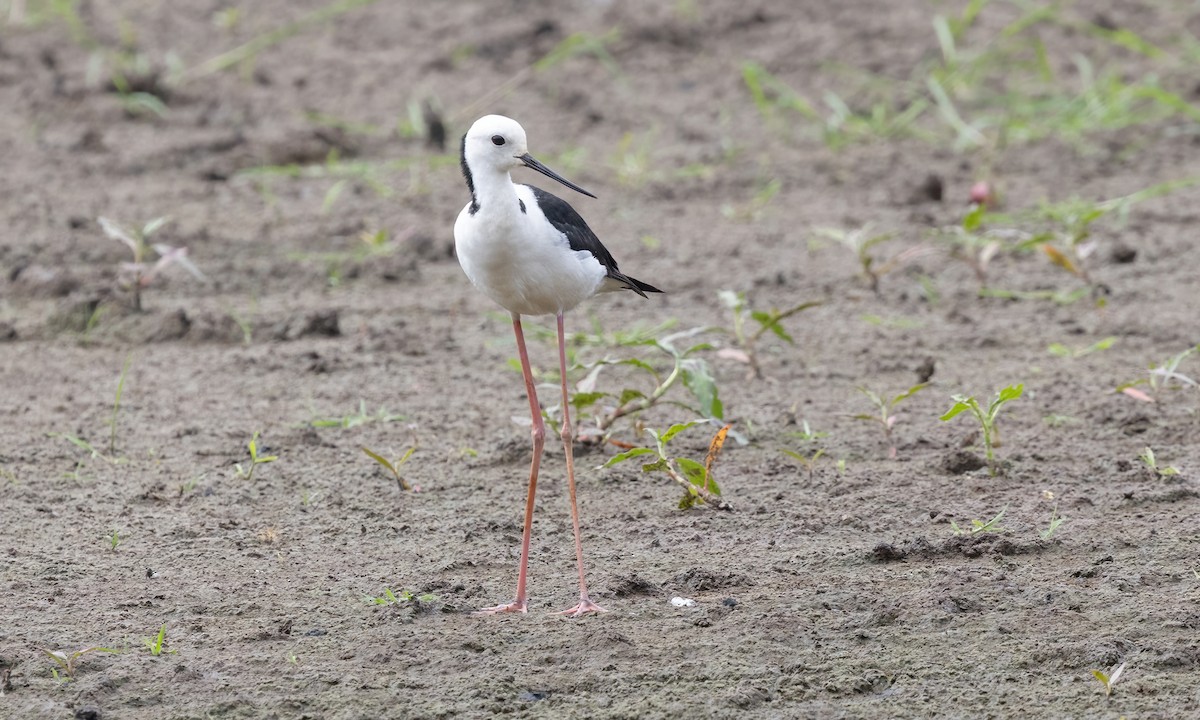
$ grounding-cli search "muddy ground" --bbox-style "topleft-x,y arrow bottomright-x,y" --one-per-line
2,1 -> 1199,718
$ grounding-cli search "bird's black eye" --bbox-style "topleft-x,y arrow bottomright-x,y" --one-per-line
491,135 -> 505,146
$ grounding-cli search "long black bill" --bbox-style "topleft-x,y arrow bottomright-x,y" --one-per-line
520,153 -> 597,199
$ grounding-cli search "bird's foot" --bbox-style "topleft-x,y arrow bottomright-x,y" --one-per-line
556,597 -> 606,618
473,599 -> 527,616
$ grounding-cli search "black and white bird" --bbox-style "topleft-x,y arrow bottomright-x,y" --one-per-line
454,114 -> 662,617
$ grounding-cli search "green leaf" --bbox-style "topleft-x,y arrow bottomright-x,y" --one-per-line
1047,343 -> 1071,357
988,384 -> 1024,419
661,419 -> 707,444
361,446 -> 396,474
996,384 -> 1024,403
677,457 -> 708,486
750,310 -> 794,343
940,401 -> 972,421
603,447 -> 655,467
890,383 -> 929,405
617,357 -> 658,376
641,459 -> 668,473
618,388 -> 646,405
856,386 -> 884,408
962,202 -> 987,231
680,359 -> 723,419
571,391 -> 607,410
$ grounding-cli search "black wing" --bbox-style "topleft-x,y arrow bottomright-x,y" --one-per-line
526,185 -> 663,296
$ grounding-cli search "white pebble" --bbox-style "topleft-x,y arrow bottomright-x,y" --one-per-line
670,596 -> 696,607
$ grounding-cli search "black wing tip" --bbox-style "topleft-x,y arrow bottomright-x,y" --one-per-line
619,274 -> 664,297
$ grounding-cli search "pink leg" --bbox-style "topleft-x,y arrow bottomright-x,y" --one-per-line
474,313 -> 544,615
555,311 -> 606,617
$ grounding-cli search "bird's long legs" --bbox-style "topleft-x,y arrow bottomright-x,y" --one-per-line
474,313 -> 543,615
555,311 -> 605,617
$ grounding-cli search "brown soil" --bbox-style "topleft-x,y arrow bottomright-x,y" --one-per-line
2,1 -> 1199,718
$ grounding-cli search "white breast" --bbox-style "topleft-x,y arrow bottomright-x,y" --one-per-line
455,185 -> 607,317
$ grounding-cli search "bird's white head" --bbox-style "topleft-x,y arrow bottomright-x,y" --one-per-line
460,114 -> 596,199
462,114 -> 530,174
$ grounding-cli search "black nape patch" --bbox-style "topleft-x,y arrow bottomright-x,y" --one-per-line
518,199 -> 526,214
460,133 -> 480,215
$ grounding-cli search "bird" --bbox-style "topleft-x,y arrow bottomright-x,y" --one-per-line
454,114 -> 662,617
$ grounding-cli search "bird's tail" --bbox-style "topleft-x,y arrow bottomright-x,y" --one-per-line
609,271 -> 664,298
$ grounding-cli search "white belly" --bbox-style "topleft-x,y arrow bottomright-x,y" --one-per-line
454,187 -> 607,316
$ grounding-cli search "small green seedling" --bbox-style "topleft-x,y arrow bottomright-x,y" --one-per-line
1148,345 -> 1197,392
234,431 -> 278,481
780,447 -> 825,481
718,290 -> 821,379
940,384 -> 1024,476
1040,506 -> 1066,539
937,204 -> 1005,287
950,506 -> 1007,536
361,447 -> 416,492
720,178 -> 781,222
787,418 -> 828,443
604,421 -> 731,510
108,529 -> 121,551
1047,337 -> 1116,359
814,225 -> 932,294
142,623 -> 175,656
853,383 -> 928,459
1117,344 -> 1198,402
311,400 -> 404,429
109,353 -> 132,456
1091,661 -> 1126,697
42,646 -> 119,680
98,216 -> 206,311
1139,447 -> 1179,477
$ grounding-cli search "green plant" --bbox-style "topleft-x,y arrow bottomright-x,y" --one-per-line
108,528 -> 121,551
780,447 -> 825,482
936,204 -> 1006,287
1118,344 -> 1198,401
178,0 -> 385,83
310,400 -> 404,429
940,384 -> 1024,476
560,326 -> 726,439
234,431 -> 278,481
853,383 -> 928,459
1091,661 -> 1126,697
109,353 -> 132,455
718,290 -> 821,379
950,506 -> 1007,536
1040,506 -> 1066,539
98,216 -> 206,311
361,447 -> 416,492
721,178 -> 781,222
143,623 -> 175,656
787,419 -> 828,443
1047,337 -> 1116,358
41,646 -> 119,681
1139,447 -> 1180,478
1022,179 -> 1196,287
287,228 -> 404,287
604,421 -> 731,510
814,225 -> 930,293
